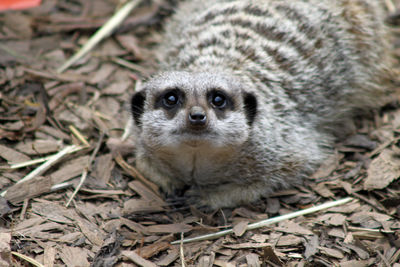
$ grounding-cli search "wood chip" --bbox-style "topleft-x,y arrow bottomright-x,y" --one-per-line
313,183 -> 335,198
339,260 -> 369,267
49,155 -> 89,184
122,251 -> 157,267
364,149 -> 400,190
276,235 -> 303,246
262,245 -> 284,266
318,247 -> 344,259
59,245 -> 90,267
275,221 -> 314,235
246,253 -> 260,267
4,176 -> 52,204
15,140 -> 63,155
223,242 -> 271,249
0,233 -> 11,266
0,144 -> 31,164
155,249 -> 179,266
147,223 -> 192,234
137,241 -> 170,259
92,153 -> 114,184
232,220 -> 249,237
43,246 -> 56,267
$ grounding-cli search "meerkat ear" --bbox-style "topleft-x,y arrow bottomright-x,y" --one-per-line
131,90 -> 146,126
243,92 -> 257,125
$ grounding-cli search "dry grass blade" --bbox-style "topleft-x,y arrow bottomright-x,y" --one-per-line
9,155 -> 55,169
171,197 -> 354,245
180,233 -> 186,267
65,133 -> 104,207
57,0 -> 141,73
1,145 -> 84,197
115,154 -> 161,196
385,0 -> 396,13
69,125 -> 90,147
11,251 -> 45,267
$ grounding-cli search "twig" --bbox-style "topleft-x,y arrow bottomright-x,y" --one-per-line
19,199 -> 29,221
121,119 -> 133,141
11,252 -> 45,267
65,168 -> 88,207
57,0 -> 141,73
111,56 -> 150,76
65,133 -> 104,207
348,226 -> 395,234
0,145 -> 84,197
9,155 -> 55,169
384,0 -> 396,13
180,233 -> 186,267
171,197 -> 354,245
69,125 -> 90,147
51,182 -> 73,191
115,154 -> 161,196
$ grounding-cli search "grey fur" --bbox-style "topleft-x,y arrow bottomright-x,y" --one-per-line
130,0 -> 393,209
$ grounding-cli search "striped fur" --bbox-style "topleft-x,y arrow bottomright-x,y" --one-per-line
130,0 -> 393,209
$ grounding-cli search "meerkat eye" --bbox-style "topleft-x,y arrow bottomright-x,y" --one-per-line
163,91 -> 179,108
211,92 -> 227,108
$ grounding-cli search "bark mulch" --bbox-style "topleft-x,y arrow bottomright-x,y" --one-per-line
1,0 -> 400,266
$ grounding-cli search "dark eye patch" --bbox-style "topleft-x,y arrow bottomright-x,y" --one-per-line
207,89 -> 234,110
154,88 -> 184,118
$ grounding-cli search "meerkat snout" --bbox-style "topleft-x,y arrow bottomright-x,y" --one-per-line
188,106 -> 207,128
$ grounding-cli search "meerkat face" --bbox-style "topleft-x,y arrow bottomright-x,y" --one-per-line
131,71 -> 257,149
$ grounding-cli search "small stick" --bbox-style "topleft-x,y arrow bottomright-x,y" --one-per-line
65,133 -> 104,207
19,199 -> 29,221
111,57 -> 150,76
0,145 -> 83,197
11,252 -> 45,267
9,155 -> 54,169
69,125 -> 90,147
57,0 -> 141,73
171,197 -> 354,245
384,0 -> 396,13
65,167 -> 88,207
180,233 -> 186,267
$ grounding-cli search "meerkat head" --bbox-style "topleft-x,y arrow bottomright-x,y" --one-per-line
131,71 -> 257,150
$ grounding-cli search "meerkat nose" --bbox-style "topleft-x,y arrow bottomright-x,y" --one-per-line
188,106 -> 207,126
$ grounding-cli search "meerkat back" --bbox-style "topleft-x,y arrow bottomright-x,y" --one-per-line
130,0 -> 393,209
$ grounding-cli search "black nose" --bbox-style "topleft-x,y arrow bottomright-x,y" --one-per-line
189,106 -> 207,126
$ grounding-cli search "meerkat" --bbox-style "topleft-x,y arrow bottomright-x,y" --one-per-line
130,0 -> 393,209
